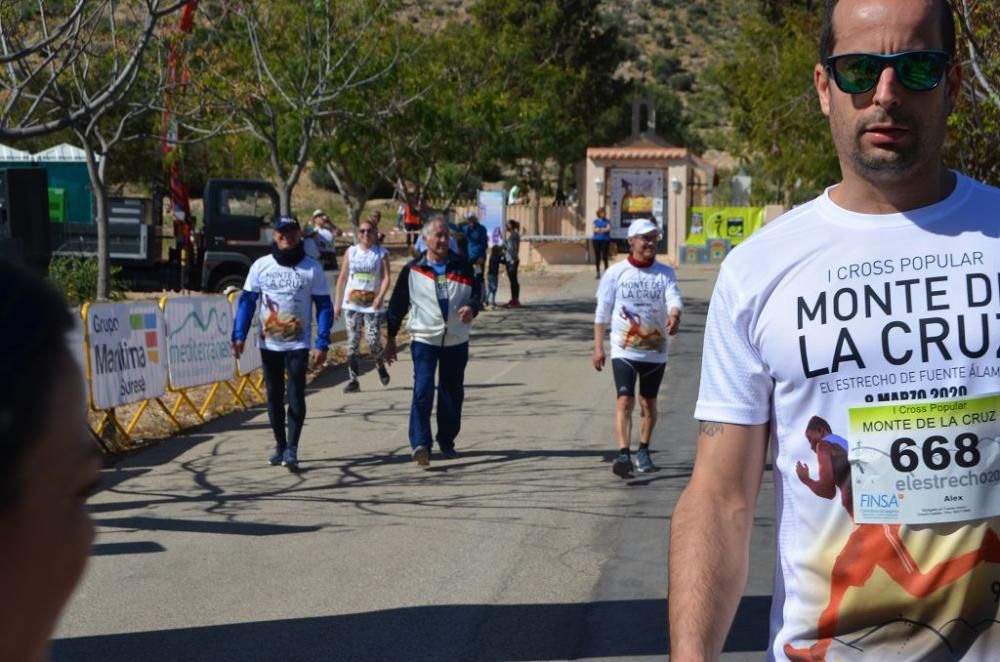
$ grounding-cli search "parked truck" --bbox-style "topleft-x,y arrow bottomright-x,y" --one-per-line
1,170 -> 334,292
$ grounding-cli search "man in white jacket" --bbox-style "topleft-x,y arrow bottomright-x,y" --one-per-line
386,217 -> 481,467
593,218 -> 683,478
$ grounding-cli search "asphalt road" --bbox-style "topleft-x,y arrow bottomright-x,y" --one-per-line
52,262 -> 776,662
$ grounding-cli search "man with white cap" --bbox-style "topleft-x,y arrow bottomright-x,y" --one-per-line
592,218 -> 682,478
304,209 -> 339,267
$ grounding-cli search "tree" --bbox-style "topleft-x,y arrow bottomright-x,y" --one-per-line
0,0 -> 187,140
702,6 -> 838,204
191,0 -> 399,215
473,0 -> 632,206
947,0 -> 1000,185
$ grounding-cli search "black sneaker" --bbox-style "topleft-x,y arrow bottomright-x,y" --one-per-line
378,364 -> 390,386
268,448 -> 284,466
344,379 -> 360,393
612,451 -> 633,479
440,447 -> 458,459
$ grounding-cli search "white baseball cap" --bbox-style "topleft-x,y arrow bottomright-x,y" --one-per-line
312,209 -> 325,218
627,218 -> 660,238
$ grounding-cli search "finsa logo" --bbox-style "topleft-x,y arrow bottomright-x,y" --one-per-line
860,493 -> 900,509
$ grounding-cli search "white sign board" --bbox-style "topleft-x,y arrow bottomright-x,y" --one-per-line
477,190 -> 507,246
163,297 -> 235,389
229,291 -> 262,375
85,302 -> 168,409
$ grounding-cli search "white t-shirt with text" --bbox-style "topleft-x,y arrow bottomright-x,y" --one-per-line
243,254 -> 329,352
696,173 -> 1000,660
595,259 -> 683,363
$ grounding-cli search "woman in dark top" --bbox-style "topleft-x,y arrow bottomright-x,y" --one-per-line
504,220 -> 521,307
592,206 -> 611,278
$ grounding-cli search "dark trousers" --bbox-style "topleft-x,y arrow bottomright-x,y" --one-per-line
593,240 -> 610,273
505,260 -> 520,302
409,341 -> 469,451
260,348 -> 309,450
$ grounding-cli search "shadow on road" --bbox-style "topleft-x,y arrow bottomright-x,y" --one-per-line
53,595 -> 771,661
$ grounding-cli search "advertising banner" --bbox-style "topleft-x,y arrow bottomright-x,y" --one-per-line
686,206 -> 765,247
477,190 -> 507,246
609,169 -> 663,239
85,301 -> 168,409
229,291 -> 262,376
163,297 -> 235,389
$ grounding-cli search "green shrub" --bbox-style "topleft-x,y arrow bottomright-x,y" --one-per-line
48,256 -> 127,305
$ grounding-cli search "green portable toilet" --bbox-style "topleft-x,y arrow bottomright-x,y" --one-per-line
32,143 -> 93,224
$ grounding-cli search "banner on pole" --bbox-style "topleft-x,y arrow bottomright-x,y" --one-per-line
163,297 -> 235,389
477,190 -> 507,246
229,291 -> 262,376
85,302 -> 168,409
609,169 -> 663,239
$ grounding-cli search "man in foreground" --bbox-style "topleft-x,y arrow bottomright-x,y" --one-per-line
385,216 -> 481,467
592,218 -> 682,478
232,216 -> 332,472
668,1 -> 1000,659
0,260 -> 102,662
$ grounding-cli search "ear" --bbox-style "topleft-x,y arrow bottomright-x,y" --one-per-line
945,61 -> 963,115
815,62 -> 832,116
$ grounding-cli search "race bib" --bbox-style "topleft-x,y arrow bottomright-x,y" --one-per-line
848,392 -> 1000,524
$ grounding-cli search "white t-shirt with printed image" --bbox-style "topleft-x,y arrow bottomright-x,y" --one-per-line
595,259 -> 683,364
695,173 -> 1000,661
243,254 -> 329,351
341,244 -> 389,314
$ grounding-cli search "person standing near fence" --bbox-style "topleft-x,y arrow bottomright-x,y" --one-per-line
503,220 -> 521,308
0,259 -> 102,662
385,216 -> 481,467
403,199 -> 422,248
335,216 -> 392,393
460,211 -> 489,292
592,206 -> 612,278
232,216 -> 333,472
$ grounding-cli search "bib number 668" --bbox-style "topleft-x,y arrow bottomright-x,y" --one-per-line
890,433 -> 980,472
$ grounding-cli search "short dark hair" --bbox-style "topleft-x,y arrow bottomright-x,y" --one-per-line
806,415 -> 832,434
819,0 -> 957,62
0,260 -> 75,512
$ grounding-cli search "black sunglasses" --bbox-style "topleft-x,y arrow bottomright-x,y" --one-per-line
824,50 -> 951,94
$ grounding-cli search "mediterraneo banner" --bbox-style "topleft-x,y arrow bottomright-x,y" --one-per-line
687,206 -> 765,247
162,296 -> 235,389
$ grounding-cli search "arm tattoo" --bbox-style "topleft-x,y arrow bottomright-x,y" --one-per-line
699,421 -> 725,437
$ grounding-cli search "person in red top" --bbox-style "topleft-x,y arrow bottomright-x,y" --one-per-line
403,199 -> 422,248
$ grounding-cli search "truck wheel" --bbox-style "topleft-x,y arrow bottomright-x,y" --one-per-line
214,274 -> 246,293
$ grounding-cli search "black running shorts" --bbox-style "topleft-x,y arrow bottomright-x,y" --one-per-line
611,358 -> 666,399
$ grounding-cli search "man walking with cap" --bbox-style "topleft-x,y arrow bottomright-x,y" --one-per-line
593,218 -> 682,478
232,216 -> 333,471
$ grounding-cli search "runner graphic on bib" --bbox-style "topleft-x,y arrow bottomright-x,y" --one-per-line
787,415 -> 1000,662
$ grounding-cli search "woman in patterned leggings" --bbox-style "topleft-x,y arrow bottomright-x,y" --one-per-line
334,217 -> 392,392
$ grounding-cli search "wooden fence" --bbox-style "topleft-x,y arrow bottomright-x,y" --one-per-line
434,200 -> 587,237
